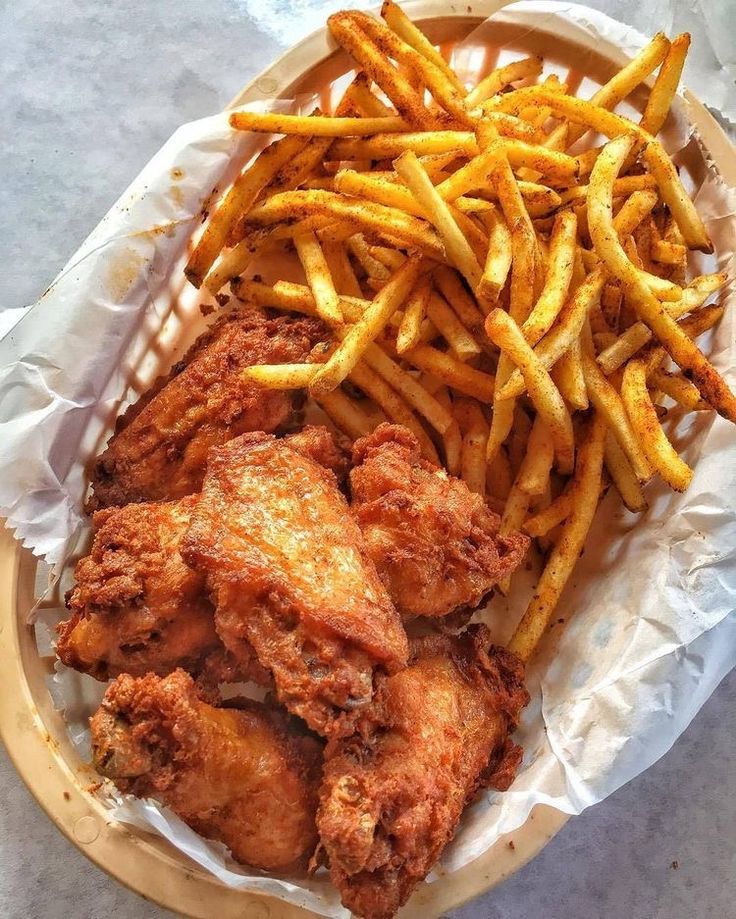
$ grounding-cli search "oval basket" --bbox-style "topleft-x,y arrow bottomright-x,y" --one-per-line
1,3 -> 734,917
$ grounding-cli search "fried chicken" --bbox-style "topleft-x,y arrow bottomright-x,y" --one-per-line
57,496 -> 222,681
350,424 -> 529,619
88,310 -> 327,509
90,670 -> 322,873
318,626 -> 529,919
182,431 -> 409,737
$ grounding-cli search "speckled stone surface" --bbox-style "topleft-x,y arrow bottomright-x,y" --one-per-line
1,2 -> 734,918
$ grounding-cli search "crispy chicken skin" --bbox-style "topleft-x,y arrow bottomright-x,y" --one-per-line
350,424 -> 530,619
318,626 -> 529,919
182,432 -> 409,737
57,496 -> 222,681
90,670 -> 322,873
88,310 -> 327,510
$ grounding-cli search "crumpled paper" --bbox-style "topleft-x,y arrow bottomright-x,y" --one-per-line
2,3 -> 736,917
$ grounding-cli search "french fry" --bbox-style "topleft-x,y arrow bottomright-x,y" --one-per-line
309,255 -> 423,396
523,490 -> 574,538
315,387 -> 376,440
185,134 -> 308,287
380,0 -> 465,93
348,360 -> 440,463
642,142 -> 711,251
348,234 -> 392,279
294,229 -> 343,323
557,175 -> 658,207
230,111 -> 410,136
241,363 -> 320,389
509,412 -> 607,661
395,151 -> 484,293
497,479 -> 532,594
432,386 -> 462,475
487,445 -> 513,503
622,358 -> 694,490
401,344 -> 495,401
335,169 -> 426,218
501,139 -> 580,186
552,342 -> 590,410
499,267 -> 606,400
485,308 -> 576,474
465,55 -> 544,109
451,207 -> 490,267
330,131 -> 477,160
478,205 -> 513,303
322,239 -> 364,298
516,417 -> 555,496
362,342 -> 454,433
580,346 -> 652,481
341,71 -> 395,117
351,11 -> 473,128
425,292 -> 481,361
246,190 -> 445,259
604,431 -> 647,512
588,135 -> 735,419
456,399 -> 489,495
522,210 -> 578,346
328,12 -> 437,128
596,273 -> 726,374
640,33 -> 691,136
651,238 -> 687,266
396,275 -> 431,353
483,111 -> 539,140
263,136 -> 334,198
434,266 -> 486,333
203,228 -> 276,294
650,369 -> 709,411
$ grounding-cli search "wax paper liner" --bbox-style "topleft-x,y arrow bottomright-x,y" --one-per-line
2,4 -> 736,917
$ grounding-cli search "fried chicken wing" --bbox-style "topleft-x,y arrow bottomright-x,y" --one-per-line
89,310 -> 327,509
318,626 -> 529,919
182,432 -> 409,737
57,496 -> 222,681
350,424 -> 529,619
90,670 -> 322,873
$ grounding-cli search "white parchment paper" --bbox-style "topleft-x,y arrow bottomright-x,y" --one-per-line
2,4 -> 735,917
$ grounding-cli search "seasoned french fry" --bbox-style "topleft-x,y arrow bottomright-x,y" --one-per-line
478,205 -> 513,303
483,111 -> 539,140
604,431 -> 647,512
294,229 -> 343,323
650,369 -> 709,411
509,412 -> 607,661
328,12 -> 437,128
516,417 -> 555,496
588,135 -> 735,419
499,267 -> 606,400
241,363 -> 320,388
596,273 -> 726,374
552,341 -> 590,411
522,210 -> 578,345
185,134 -> 308,287
246,190 -> 445,259
642,142 -> 711,251
348,234 -> 391,280
396,275 -> 431,353
381,0 -> 465,93
502,139 -> 580,186
651,238 -> 687,266
523,490 -> 574,538
425,292 -> 481,361
432,386 -> 462,475
465,55 -> 543,109
455,399 -> 489,495
497,478 -> 532,594
230,111 -> 410,136
622,358 -> 694,490
315,387 -> 376,440
310,255 -> 423,396
335,169 -> 425,218
395,151 -> 484,293
342,72 -> 394,117
322,239 -> 364,298
362,343 -> 454,434
557,175 -> 658,207
640,33 -> 691,136
580,346 -> 652,481
330,131 -> 477,160
348,360 -> 440,463
485,309 -> 575,474
487,445 -> 513,503
434,266 -> 486,333
263,136 -> 334,199
401,344 -> 495,401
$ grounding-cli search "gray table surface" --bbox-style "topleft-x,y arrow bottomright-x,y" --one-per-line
1,2 -> 735,918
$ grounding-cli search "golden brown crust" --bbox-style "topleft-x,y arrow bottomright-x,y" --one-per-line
88,310 -> 327,510
317,625 -> 529,919
90,670 -> 323,873
350,424 -> 530,619
182,433 -> 409,738
57,496 -> 222,680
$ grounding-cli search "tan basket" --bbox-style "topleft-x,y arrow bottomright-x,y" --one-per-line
1,3 -> 734,917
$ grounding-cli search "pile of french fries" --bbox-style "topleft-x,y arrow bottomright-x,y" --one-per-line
184,3 -> 733,663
